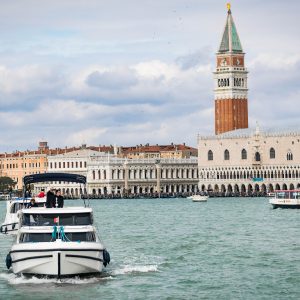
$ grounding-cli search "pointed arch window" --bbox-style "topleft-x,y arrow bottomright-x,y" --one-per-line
224,149 -> 230,160
208,150 -> 213,161
287,151 -> 293,161
270,148 -> 275,159
241,149 -> 247,160
255,152 -> 261,162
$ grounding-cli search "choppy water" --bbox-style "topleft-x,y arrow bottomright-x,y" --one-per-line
0,197 -> 299,300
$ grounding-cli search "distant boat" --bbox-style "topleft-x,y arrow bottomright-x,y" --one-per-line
1,197 -> 46,235
269,190 -> 300,209
187,195 -> 208,202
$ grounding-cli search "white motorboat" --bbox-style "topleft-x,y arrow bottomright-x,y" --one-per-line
187,195 -> 209,202
269,190 -> 300,209
5,173 -> 110,277
0,197 -> 46,235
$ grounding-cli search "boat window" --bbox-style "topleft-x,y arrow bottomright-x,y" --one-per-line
10,203 -> 24,213
291,192 -> 300,199
276,192 -> 289,199
19,231 -> 96,243
22,213 -> 92,226
64,232 -> 96,242
20,233 -> 53,243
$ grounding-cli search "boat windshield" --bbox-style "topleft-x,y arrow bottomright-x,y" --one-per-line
19,231 -> 96,243
21,212 -> 93,226
10,202 -> 45,213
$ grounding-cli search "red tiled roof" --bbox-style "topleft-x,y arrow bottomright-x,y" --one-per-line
0,144 -> 196,158
121,144 -> 197,154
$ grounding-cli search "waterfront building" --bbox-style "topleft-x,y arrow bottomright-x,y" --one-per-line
214,4 -> 248,135
0,142 -> 49,190
45,149 -> 198,196
198,127 -> 300,193
0,142 -> 114,191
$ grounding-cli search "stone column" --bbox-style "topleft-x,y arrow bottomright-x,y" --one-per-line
155,161 -> 161,196
123,160 -> 129,195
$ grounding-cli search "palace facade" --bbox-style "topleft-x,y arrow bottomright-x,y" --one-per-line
41,149 -> 198,196
198,127 -> 300,194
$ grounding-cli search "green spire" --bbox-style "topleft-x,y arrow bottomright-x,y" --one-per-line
218,7 -> 243,53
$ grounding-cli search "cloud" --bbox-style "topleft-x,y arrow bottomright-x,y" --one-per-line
0,1 -> 300,152
175,47 -> 212,70
66,127 -> 108,146
86,67 -> 138,89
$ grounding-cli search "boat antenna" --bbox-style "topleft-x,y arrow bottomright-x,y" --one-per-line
80,183 -> 85,207
22,184 -> 26,206
80,183 -> 87,207
86,182 -> 90,207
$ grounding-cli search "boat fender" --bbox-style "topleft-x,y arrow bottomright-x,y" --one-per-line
103,249 -> 110,267
12,223 -> 15,230
6,253 -> 12,269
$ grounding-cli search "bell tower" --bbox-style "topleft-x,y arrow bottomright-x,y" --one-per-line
214,3 -> 248,135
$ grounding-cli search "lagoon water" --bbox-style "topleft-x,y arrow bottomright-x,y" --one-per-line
0,197 -> 299,300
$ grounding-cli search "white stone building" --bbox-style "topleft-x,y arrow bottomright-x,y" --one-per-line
198,127 -> 300,194
42,149 -> 198,196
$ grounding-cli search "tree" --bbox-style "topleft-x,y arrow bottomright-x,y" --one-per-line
0,177 -> 16,193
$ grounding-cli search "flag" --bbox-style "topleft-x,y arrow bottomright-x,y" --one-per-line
54,217 -> 59,224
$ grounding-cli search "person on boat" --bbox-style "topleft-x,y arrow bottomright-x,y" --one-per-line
46,188 -> 56,208
37,189 -> 45,198
29,198 -> 38,208
55,189 -> 64,208
25,189 -> 31,198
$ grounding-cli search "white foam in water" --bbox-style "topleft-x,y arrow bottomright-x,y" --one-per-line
112,264 -> 158,275
0,273 -> 113,285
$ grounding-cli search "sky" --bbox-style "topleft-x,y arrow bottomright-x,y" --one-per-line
0,0 -> 300,152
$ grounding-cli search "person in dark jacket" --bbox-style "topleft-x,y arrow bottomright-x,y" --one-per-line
46,188 -> 56,208
55,189 -> 64,208
29,198 -> 38,208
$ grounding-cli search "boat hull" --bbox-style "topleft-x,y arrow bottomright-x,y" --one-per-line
269,198 -> 300,209
188,195 -> 208,202
271,203 -> 300,209
10,241 -> 104,276
192,199 -> 208,202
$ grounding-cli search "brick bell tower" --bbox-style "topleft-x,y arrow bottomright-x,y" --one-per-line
214,3 -> 248,135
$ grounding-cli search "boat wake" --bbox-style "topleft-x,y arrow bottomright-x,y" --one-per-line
0,272 -> 113,285
111,264 -> 158,275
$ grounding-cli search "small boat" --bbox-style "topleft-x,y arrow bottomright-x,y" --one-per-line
0,197 -> 46,235
187,195 -> 209,202
269,190 -> 300,209
6,173 -> 110,277
8,208 -> 109,277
